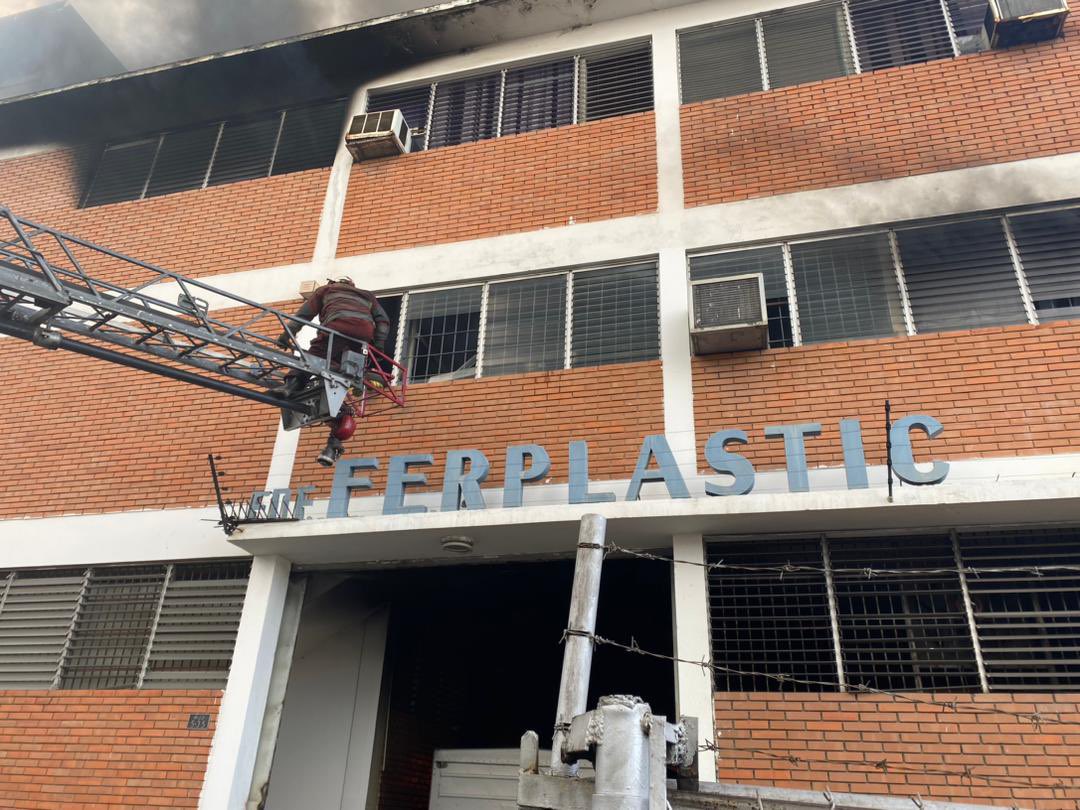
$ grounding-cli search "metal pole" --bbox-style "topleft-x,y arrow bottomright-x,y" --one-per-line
552,513 -> 607,776
885,399 -> 894,502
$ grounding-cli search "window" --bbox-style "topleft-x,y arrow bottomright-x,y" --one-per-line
83,98 -> 347,208
690,247 -> 793,348
791,233 -> 905,344
400,262 -> 660,383
678,0 -> 963,104
1009,209 -> 1080,322
707,529 -> 1080,693
402,287 -> 483,384
695,203 -> 1080,349
897,218 -> 1028,332
366,40 -> 653,152
0,562 -> 249,690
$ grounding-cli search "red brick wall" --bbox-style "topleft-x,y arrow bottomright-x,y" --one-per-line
336,113 -> 657,257
693,322 -> 1080,473
291,361 -> 664,499
682,18 -> 1080,206
0,147 -> 328,281
0,339 -> 279,518
0,690 -> 220,809
715,692 -> 1080,809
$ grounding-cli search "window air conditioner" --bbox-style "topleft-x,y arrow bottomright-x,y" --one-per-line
689,273 -> 768,354
985,0 -> 1069,47
345,109 -> 412,161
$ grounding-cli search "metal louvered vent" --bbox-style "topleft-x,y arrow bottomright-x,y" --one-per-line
141,562 -> 250,689
578,41 -> 654,122
959,529 -> 1080,691
60,567 -> 166,690
483,276 -> 567,377
427,73 -> 502,150
83,140 -> 158,207
706,539 -> 836,691
830,535 -> 980,692
571,262 -> 660,367
0,562 -> 249,690
849,0 -> 956,72
0,570 -> 85,689
207,115 -> 281,186
897,217 -> 1028,333
679,19 -> 763,103
502,59 -> 575,136
145,125 -> 219,198
690,274 -> 768,354
272,99 -> 348,175
762,2 -> 855,90
1009,209 -> 1080,322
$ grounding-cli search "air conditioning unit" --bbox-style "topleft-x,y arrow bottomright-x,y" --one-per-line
689,273 -> 768,354
345,109 -> 413,161
985,0 -> 1069,47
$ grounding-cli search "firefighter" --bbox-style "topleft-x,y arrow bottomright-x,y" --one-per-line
275,277 -> 390,466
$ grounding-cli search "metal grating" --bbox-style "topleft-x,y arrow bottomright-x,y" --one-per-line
762,2 -> 855,90
141,562 -> 249,689
207,114 -> 281,186
483,276 -> 567,376
83,139 -> 158,207
271,99 -> 348,175
959,529 -> 1080,691
60,566 -> 166,690
403,286 -> 483,383
501,59 -> 576,137
792,232 -> 905,344
830,536 -> 980,692
849,0 -> 955,72
693,276 -> 764,329
427,73 -> 502,150
1009,208 -> 1080,322
145,125 -> 220,198
897,217 -> 1029,333
578,41 -> 654,122
570,263 -> 660,368
0,570 -> 85,689
678,19 -> 763,103
707,539 -> 836,691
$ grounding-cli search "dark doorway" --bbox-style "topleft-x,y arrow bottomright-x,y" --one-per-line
367,557 -> 674,810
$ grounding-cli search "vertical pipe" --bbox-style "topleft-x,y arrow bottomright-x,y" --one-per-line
952,531 -> 990,693
885,399 -> 894,502
552,513 -> 607,776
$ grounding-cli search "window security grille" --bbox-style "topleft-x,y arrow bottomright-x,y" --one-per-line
791,233 -> 905,344
693,203 -> 1080,349
1009,209 -> 1080,321
400,262 -> 660,383
366,40 -> 653,153
690,247 -> 793,348
706,529 -> 1080,693
483,276 -> 568,377
897,218 -> 1029,333
678,0 -> 961,104
83,98 -> 347,207
0,562 -> 249,690
403,287 -> 484,383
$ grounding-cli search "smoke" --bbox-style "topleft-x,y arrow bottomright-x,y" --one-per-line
0,0 -> 440,99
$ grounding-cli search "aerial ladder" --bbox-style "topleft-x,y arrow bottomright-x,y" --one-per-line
0,205 -> 407,471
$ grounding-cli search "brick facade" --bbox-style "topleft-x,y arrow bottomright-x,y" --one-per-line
682,17 -> 1080,206
335,112 -> 658,257
693,321 -> 1080,474
715,692 -> 1080,809
291,361 -> 665,500
0,148 -> 328,282
0,690 -> 220,809
0,339 -> 280,518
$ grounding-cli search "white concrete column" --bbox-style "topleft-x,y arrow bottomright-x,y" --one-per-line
671,533 -> 717,783
200,554 -> 293,810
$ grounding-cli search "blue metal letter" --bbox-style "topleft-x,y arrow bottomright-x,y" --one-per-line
839,419 -> 869,490
328,458 -> 379,518
626,435 -> 691,501
568,440 -> 615,504
383,454 -> 434,515
293,486 -> 317,520
703,430 -> 755,496
764,423 -> 822,493
890,415 -> 949,485
503,444 -> 551,508
268,488 -> 292,519
441,449 -> 490,511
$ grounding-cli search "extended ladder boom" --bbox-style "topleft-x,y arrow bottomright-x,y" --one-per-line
0,206 -> 405,424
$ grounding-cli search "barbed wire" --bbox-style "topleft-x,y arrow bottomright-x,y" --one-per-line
697,741 -> 1072,793
605,543 -> 1080,580
565,630 -> 1078,728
